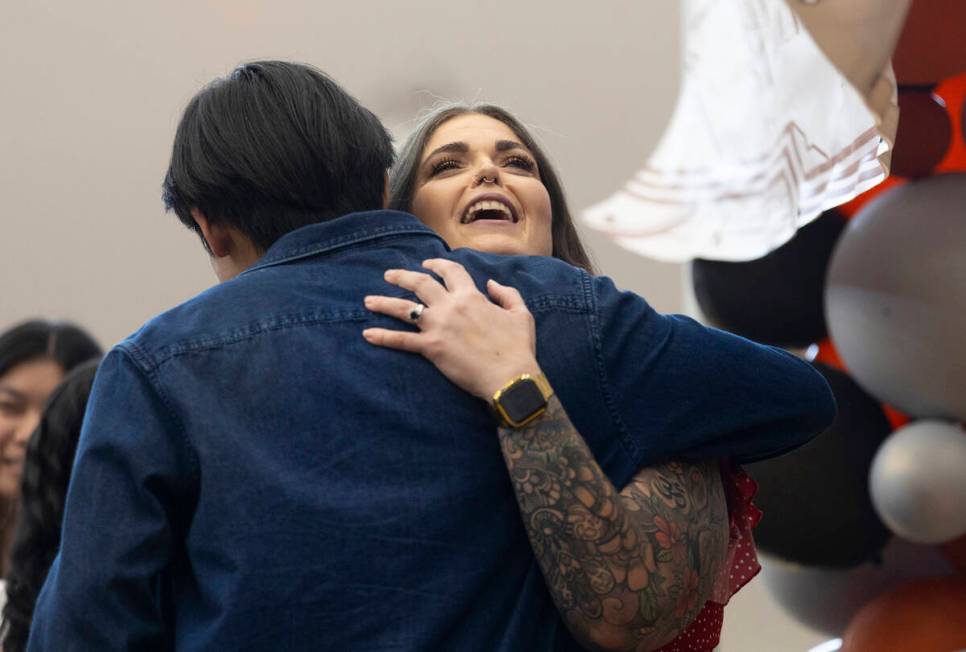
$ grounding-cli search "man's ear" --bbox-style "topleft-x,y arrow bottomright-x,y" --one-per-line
191,208 -> 232,258
382,171 -> 390,209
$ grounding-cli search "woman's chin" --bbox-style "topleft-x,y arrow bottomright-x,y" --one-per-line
454,233 -> 538,257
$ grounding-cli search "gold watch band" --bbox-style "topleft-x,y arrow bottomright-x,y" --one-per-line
491,372 -> 555,428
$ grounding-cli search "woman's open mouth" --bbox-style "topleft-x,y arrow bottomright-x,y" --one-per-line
460,195 -> 519,224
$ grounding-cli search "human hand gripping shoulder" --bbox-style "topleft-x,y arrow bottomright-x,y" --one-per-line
363,258 -> 731,651
363,257 -> 542,399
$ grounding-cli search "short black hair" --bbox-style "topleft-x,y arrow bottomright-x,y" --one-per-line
162,61 -> 394,252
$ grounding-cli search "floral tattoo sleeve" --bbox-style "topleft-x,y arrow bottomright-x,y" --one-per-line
499,396 -> 729,651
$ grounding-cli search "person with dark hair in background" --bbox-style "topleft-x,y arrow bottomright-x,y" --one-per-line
0,321 -> 101,575
1,360 -> 100,652
28,61 -> 833,651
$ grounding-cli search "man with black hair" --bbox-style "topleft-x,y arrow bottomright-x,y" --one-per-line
28,61 -> 833,651
162,61 -> 395,262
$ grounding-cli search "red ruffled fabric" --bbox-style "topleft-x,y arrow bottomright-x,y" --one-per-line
655,461 -> 762,652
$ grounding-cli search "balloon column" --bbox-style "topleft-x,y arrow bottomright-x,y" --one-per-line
840,577 -> 966,652
691,14 -> 966,641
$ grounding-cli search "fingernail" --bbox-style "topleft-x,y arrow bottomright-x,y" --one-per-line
362,329 -> 374,340
364,296 -> 373,306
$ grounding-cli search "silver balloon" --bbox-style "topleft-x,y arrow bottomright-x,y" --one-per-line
759,539 -> 954,636
869,420 -> 966,544
825,173 -> 966,421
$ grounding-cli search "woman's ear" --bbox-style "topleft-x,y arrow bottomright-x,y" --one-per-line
190,208 -> 232,258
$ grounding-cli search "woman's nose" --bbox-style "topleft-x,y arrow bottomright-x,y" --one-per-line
473,161 -> 501,187
13,410 -> 41,446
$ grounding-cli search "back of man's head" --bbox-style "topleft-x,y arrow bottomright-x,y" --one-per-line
162,61 -> 394,252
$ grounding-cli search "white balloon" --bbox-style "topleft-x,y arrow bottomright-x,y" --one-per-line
826,175 -> 966,421
869,421 -> 966,544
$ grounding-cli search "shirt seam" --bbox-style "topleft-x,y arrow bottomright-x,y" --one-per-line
526,293 -> 589,314
583,273 -> 643,466
114,342 -> 202,481
149,312 -> 369,366
146,294 -> 586,363
245,227 -> 447,275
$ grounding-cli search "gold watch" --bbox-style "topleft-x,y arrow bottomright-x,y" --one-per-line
491,372 -> 554,428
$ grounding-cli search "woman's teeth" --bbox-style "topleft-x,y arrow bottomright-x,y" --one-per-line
462,200 -> 515,223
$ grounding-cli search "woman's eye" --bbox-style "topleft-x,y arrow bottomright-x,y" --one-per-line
505,156 -> 535,172
0,401 -> 23,416
430,159 -> 461,175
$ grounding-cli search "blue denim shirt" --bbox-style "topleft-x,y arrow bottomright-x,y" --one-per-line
29,210 -> 834,651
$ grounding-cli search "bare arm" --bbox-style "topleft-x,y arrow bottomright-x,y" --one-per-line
500,396 -> 728,651
363,259 -> 730,651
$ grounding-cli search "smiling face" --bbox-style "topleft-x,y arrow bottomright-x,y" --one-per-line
0,357 -> 64,499
410,113 -> 553,257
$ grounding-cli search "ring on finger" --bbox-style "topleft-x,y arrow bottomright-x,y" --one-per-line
409,302 -> 425,323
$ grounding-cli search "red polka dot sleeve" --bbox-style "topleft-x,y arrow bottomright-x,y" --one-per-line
654,460 -> 762,652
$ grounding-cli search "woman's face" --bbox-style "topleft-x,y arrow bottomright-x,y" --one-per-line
0,358 -> 64,499
410,113 -> 553,257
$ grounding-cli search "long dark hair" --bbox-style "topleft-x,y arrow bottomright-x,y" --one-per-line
0,320 -> 101,381
389,103 -> 595,273
0,359 -> 100,652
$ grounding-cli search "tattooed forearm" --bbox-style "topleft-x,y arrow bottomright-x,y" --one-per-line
499,396 -> 729,652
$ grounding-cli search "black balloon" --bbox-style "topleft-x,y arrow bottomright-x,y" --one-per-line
691,211 -> 846,347
747,363 -> 893,568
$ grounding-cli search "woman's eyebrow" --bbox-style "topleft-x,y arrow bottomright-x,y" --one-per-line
0,386 -> 26,401
495,140 -> 527,153
424,142 -> 469,160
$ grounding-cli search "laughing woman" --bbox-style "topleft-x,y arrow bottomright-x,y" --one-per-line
365,105 -> 783,652
0,321 -> 101,574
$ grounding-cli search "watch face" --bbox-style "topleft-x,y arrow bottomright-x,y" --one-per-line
502,379 -> 547,423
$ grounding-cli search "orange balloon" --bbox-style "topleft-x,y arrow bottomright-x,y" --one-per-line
880,404 -> 911,431
841,577 -> 966,652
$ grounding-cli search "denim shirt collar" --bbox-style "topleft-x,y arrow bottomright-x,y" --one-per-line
243,210 -> 447,275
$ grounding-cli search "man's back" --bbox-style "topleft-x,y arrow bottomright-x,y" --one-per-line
29,211 -> 833,651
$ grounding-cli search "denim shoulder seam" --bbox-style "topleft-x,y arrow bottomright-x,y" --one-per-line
527,293 -> 590,314
582,272 -> 641,464
247,227 -> 445,274
114,342 -> 201,481
152,311 -> 368,365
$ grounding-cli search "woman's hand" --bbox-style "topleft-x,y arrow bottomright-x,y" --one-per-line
363,258 -> 541,401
